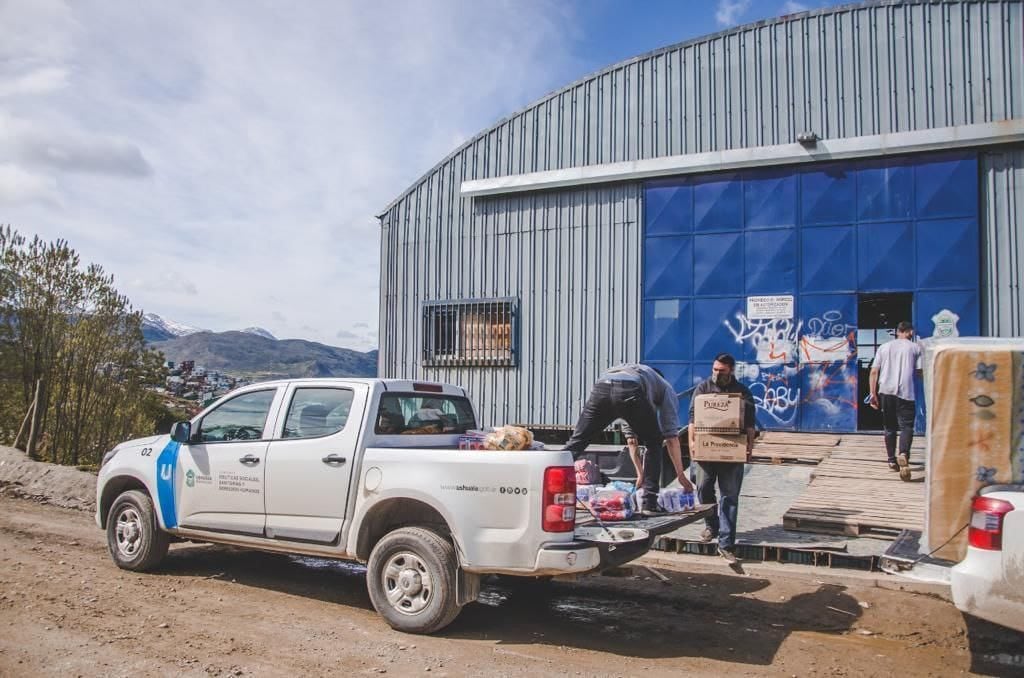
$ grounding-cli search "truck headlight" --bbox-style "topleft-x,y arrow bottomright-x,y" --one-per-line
101,448 -> 119,468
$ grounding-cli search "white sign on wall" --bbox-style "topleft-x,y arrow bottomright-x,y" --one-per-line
747,295 -> 795,320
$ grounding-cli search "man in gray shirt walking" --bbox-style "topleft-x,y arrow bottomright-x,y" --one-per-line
869,321 -> 922,481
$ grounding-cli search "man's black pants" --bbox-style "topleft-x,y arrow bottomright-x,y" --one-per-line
565,379 -> 663,508
879,393 -> 916,461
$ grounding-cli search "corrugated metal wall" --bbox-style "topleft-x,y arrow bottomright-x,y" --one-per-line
379,0 -> 1024,427
981,145 -> 1024,336
380,184 -> 642,426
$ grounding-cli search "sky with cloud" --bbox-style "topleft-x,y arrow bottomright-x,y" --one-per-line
0,0 -> 835,352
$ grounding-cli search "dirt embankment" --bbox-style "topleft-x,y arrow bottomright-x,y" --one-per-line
0,445 -> 96,512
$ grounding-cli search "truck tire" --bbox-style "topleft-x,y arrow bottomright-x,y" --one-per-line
106,490 -> 170,572
367,526 -> 461,634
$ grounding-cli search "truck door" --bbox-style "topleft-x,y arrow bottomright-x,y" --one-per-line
263,384 -> 366,544
175,387 -> 283,536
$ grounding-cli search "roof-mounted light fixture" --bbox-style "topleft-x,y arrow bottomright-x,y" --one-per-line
797,131 -> 819,147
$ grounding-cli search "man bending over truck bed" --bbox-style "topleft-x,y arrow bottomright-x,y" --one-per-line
565,363 -> 693,514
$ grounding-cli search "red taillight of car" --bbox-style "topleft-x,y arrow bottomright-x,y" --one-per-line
542,466 -> 576,532
968,496 -> 1014,551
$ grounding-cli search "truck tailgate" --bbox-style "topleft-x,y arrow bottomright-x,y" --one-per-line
573,503 -> 715,571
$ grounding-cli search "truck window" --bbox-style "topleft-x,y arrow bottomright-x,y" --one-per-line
197,389 -> 276,442
375,393 -> 476,435
281,388 -> 354,439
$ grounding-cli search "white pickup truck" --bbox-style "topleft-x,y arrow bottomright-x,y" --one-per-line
96,378 -> 707,634
882,484 -> 1023,633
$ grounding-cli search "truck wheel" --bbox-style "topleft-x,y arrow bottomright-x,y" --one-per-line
367,527 -> 461,634
106,490 -> 170,572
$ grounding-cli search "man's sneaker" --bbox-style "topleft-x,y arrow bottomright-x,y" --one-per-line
887,460 -> 899,471
718,547 -> 738,564
897,453 -> 912,481
699,527 -> 717,543
641,504 -> 667,517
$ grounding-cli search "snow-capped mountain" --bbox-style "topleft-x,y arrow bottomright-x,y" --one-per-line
142,313 -> 207,342
241,327 -> 276,340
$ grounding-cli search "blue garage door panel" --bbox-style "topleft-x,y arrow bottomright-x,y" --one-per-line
857,161 -> 914,221
801,164 -> 856,225
694,232 -> 744,295
642,151 -> 980,434
801,226 -> 856,292
740,363 -> 800,430
799,361 -> 858,431
798,294 -> 857,431
916,218 -> 979,290
915,290 -> 980,339
694,174 -> 743,232
694,297 -> 746,361
858,221 -> 914,290
746,229 -> 797,294
643,299 -> 692,361
644,235 -> 692,298
915,154 -> 978,219
646,184 -> 693,236
744,170 -> 797,229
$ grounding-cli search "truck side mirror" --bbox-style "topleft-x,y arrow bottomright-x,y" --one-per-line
170,421 -> 192,444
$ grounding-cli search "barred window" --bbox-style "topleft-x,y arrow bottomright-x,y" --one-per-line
422,298 -> 517,367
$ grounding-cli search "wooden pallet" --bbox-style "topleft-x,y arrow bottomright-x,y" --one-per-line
750,444 -> 834,465
811,458 -> 925,482
784,475 -> 925,537
760,431 -> 840,447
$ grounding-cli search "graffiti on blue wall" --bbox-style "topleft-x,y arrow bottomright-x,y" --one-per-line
727,309 -> 858,430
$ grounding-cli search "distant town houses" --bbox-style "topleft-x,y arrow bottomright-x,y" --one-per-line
157,359 -> 250,406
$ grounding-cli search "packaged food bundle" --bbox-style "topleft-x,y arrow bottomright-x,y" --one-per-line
576,484 -> 598,504
593,508 -> 634,521
483,425 -> 535,451
590,489 -> 632,511
658,488 -> 695,512
574,459 -> 602,485
456,429 -> 491,450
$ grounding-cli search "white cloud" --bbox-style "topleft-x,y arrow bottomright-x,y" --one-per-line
0,67 -> 69,98
0,0 -> 579,350
716,0 -> 751,27
781,1 -> 810,14
0,163 -> 58,204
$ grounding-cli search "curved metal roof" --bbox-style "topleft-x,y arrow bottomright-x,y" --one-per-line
379,0 -> 1023,216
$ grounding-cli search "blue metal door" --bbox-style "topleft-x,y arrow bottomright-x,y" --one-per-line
642,152 -> 980,432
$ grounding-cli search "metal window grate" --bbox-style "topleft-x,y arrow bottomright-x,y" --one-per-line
422,298 -> 518,367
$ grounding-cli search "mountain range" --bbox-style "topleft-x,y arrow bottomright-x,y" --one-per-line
142,314 -> 376,379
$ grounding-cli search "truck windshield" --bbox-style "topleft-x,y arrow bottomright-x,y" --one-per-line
375,393 -> 476,435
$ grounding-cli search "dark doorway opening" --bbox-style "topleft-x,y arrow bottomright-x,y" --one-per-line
857,293 -> 913,431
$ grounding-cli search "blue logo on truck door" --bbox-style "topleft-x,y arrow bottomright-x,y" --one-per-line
155,440 -> 181,528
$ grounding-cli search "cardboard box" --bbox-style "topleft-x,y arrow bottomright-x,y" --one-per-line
693,393 -> 744,432
691,432 -> 748,463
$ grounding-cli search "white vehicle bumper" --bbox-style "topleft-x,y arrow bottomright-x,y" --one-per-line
951,546 -> 1024,633
532,542 -> 602,575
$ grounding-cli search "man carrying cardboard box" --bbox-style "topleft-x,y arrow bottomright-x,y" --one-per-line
688,353 -> 756,563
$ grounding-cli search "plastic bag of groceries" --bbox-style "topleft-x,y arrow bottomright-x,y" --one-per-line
457,428 -> 492,450
483,425 -> 534,451
574,459 -> 602,485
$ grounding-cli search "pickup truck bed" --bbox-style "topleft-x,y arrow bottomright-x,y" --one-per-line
575,504 -> 715,570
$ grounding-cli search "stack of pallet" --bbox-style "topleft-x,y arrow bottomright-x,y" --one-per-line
782,434 -> 926,537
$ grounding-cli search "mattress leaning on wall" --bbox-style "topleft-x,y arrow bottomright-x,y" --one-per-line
922,338 -> 1024,561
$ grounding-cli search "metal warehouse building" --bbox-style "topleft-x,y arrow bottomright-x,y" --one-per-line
377,0 -> 1024,434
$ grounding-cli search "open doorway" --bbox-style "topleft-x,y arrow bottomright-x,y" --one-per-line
857,293 -> 913,431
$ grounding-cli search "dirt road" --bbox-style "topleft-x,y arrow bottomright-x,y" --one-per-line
1,496 -> 1021,677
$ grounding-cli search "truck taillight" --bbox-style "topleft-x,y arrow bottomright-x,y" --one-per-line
542,466 -> 576,532
968,496 -> 1014,551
